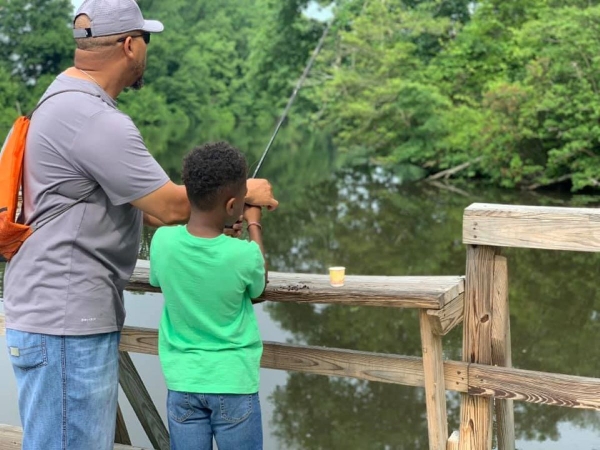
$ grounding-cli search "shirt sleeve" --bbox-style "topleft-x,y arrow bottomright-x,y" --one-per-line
71,110 -> 170,206
149,231 -> 160,288
246,241 -> 266,299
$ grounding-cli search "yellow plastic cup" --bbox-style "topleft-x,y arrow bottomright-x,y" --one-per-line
329,266 -> 346,287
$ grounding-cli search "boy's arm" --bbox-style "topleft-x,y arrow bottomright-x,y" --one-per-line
244,205 -> 268,304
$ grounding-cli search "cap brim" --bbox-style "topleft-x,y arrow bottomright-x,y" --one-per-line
142,20 -> 164,33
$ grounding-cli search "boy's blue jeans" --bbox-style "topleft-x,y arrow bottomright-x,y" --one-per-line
167,390 -> 263,450
5,329 -> 120,450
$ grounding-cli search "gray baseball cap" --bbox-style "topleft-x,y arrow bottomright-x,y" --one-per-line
73,0 -> 164,39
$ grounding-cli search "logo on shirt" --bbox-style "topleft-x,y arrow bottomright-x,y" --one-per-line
81,317 -> 97,323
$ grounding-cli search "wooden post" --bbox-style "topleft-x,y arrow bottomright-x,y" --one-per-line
459,245 -> 498,450
118,351 -> 170,450
420,310 -> 448,450
491,256 -> 515,450
447,431 -> 459,450
115,403 -> 132,446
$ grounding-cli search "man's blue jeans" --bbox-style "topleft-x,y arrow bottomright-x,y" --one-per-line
5,329 -> 120,450
167,390 -> 263,450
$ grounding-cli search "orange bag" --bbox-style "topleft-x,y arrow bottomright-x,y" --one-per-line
0,116 -> 34,261
0,90 -> 93,261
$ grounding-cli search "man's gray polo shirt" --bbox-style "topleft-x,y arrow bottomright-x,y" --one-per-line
3,74 -> 170,335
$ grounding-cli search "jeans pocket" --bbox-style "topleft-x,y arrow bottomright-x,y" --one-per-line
219,394 -> 253,423
5,330 -> 48,371
167,391 -> 194,423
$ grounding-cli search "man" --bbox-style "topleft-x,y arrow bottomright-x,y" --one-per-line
3,0 -> 278,449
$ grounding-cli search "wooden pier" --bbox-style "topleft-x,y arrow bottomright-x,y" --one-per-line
1,202 -> 600,449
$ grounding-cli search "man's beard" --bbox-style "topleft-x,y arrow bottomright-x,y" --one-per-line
130,60 -> 145,90
131,76 -> 144,90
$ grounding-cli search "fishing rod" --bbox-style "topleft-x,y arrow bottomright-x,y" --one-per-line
250,19 -> 333,178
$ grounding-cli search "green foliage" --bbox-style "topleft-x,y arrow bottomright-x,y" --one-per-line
0,0 -> 73,114
312,0 -> 455,167
0,66 -> 21,132
312,0 -> 600,191
0,0 -> 73,83
4,0 -> 600,191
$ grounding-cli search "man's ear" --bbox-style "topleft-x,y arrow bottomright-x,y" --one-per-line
225,197 -> 236,216
122,36 -> 136,60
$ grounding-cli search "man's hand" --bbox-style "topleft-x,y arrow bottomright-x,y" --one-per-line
245,179 -> 278,211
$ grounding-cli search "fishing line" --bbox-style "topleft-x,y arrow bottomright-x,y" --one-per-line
248,19 -> 333,178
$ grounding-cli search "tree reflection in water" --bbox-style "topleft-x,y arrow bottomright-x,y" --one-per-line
3,165 -> 600,448
259,167 -> 600,449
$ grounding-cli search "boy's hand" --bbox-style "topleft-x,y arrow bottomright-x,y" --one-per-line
224,216 -> 243,237
243,205 -> 262,223
245,179 -> 278,211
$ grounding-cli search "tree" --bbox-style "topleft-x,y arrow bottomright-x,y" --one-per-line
0,0 -> 73,125
312,0 -> 454,168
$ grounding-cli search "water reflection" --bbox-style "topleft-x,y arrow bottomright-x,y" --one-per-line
258,168 -> 600,449
2,165 -> 600,448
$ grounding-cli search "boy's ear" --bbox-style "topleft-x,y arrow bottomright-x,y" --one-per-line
225,197 -> 236,216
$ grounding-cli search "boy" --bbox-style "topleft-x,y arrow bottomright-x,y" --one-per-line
149,142 -> 267,450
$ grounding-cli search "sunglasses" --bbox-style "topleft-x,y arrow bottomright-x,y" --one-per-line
116,32 -> 150,45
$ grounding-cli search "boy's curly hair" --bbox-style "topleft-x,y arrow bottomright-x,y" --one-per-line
182,142 -> 248,210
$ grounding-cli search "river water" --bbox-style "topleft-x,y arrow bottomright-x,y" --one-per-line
1,167 -> 600,449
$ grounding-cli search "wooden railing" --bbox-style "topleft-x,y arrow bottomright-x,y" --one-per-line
2,203 -> 600,450
458,203 -> 600,450
0,266 -> 467,450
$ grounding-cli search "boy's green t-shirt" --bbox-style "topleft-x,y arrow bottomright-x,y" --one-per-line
149,225 -> 265,394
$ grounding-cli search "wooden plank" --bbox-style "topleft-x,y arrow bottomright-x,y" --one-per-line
119,324 -> 470,389
463,203 -> 600,252
130,260 -> 464,309
118,325 -> 468,390
118,352 -> 169,450
263,341 -> 470,391
468,364 -> 600,410
120,325 -> 159,355
3,317 -> 600,411
420,310 -> 449,450
459,245 -> 497,450
115,403 -> 132,446
427,293 -> 464,336
447,431 -> 459,450
0,424 -> 147,450
491,256 -> 515,450
117,330 -> 600,410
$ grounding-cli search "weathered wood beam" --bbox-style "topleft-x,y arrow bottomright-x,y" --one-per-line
427,293 -> 464,336
262,341 -> 468,390
463,203 -> 600,252
118,323 -> 468,390
115,403 -> 132,446
116,325 -> 600,410
118,352 -> 169,450
0,425 -> 147,450
460,245 -> 497,450
468,364 -> 600,410
131,260 -> 464,309
491,256 -> 515,450
420,310 -> 449,450
264,341 -> 600,410
1,317 -> 599,410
